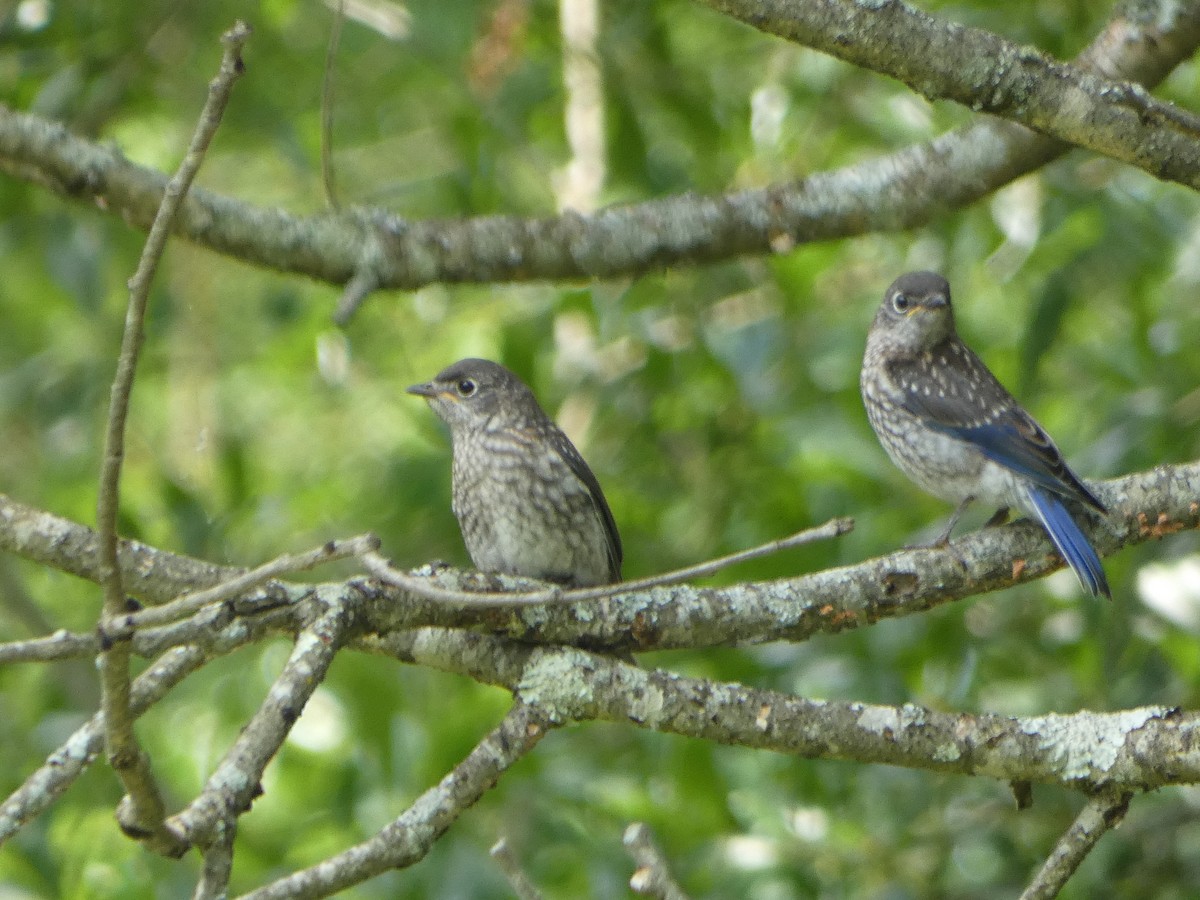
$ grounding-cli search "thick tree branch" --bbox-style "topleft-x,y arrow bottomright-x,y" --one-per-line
2,460 -> 1199,656
360,462 -> 1200,652
361,516 -> 852,607
705,0 -> 1200,188
373,630 -> 1200,793
0,2 -> 1194,294
0,493 -> 242,603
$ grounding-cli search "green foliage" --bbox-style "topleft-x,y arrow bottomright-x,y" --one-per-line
1,0 -> 1199,896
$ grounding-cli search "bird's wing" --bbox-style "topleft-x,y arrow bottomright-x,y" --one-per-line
886,348 -> 1105,512
546,427 -> 624,580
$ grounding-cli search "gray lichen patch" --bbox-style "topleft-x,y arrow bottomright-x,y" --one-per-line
1020,707 -> 1169,780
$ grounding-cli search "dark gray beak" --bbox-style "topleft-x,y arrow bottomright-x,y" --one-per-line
406,381 -> 438,398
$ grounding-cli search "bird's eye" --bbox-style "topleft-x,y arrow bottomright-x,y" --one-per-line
456,379 -> 477,397
891,292 -> 910,313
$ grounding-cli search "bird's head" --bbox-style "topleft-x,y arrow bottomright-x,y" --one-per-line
871,271 -> 957,352
407,358 -> 543,433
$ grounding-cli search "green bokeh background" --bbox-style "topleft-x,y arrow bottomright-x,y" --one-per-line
2,0 -> 1199,896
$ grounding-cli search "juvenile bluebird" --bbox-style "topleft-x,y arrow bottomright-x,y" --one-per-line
860,272 -> 1109,597
408,358 -> 622,587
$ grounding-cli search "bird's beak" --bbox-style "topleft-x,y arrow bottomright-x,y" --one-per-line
406,381 -> 438,398
407,381 -> 461,403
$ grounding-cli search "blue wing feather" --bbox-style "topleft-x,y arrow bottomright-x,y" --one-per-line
1024,486 -> 1110,598
930,417 -> 1098,505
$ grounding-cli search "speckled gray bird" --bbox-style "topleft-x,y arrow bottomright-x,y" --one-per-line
408,358 -> 622,587
860,272 -> 1109,597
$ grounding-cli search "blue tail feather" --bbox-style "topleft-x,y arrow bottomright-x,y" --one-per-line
1025,487 -> 1110,599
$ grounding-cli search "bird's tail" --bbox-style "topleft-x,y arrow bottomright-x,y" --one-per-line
1024,486 -> 1110,599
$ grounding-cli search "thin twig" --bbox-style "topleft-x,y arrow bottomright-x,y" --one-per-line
166,598 -> 350,851
362,516 -> 853,607
0,583 -> 303,668
0,630 -> 99,664
624,822 -> 691,900
321,0 -> 344,209
238,703 -> 552,899
111,533 -> 378,633
490,837 -> 544,900
333,264 -> 380,326
193,818 -> 238,900
95,21 -> 250,857
1019,792 -> 1132,900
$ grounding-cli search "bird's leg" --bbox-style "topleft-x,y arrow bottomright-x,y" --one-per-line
909,496 -> 974,549
983,506 -> 1011,528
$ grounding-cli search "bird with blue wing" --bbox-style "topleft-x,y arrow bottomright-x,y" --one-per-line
860,272 -> 1110,598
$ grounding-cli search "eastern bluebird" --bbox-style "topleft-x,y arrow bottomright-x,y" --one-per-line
408,358 -> 622,587
860,272 -> 1109,598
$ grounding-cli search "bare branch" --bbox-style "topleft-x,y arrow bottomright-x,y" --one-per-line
166,598 -> 351,852
373,629 -> 1200,793
625,823 -> 691,900
359,463 -> 1200,652
114,533 -> 378,632
0,629 -> 99,664
0,3 -> 1193,289
239,703 -> 552,899
490,837 -> 545,900
96,21 -> 250,857
332,263 -> 380,326
3,461 -> 1199,655
0,587 -> 302,666
0,646 -> 206,846
0,593 -> 290,847
194,818 -> 238,900
321,0 -> 344,210
703,0 -> 1200,187
0,532 -> 369,666
0,492 -> 242,604
1020,793 -> 1132,900
361,516 -> 853,607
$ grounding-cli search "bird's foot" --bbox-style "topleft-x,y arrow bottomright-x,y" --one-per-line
983,506 -> 1011,528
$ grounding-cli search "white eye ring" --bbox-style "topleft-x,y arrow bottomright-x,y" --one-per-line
457,379 -> 477,397
891,292 -> 910,313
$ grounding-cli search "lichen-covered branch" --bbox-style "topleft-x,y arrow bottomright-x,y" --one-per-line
1020,792 -> 1132,900
704,0 -> 1200,187
239,703 -> 552,900
0,2 -> 1194,293
2,460 -> 1198,656
373,630 -> 1200,793
165,598 -> 353,852
0,646 -> 207,845
0,603 -> 289,847
360,462 -> 1200,652
0,493 -> 242,604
